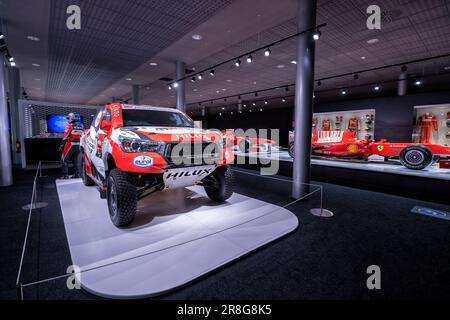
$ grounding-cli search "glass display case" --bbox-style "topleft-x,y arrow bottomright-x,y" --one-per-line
413,104 -> 450,146
312,109 -> 376,140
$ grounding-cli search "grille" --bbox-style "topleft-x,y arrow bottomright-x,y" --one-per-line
165,142 -> 221,166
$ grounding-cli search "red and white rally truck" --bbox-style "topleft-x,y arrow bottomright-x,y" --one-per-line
80,103 -> 235,227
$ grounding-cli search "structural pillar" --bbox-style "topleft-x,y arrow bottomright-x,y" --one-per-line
398,72 -> 408,96
176,60 -> 186,112
0,55 -> 13,186
8,66 -> 21,165
132,84 -> 140,104
292,0 -> 317,198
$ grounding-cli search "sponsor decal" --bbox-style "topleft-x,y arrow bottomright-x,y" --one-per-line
347,144 -> 358,153
377,145 -> 384,152
133,155 -> 153,168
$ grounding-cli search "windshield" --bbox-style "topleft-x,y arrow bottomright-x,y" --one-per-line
122,109 -> 195,128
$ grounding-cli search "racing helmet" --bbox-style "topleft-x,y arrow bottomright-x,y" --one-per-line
66,112 -> 80,123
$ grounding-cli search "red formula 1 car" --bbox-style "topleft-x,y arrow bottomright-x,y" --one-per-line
288,130 -> 450,170
221,130 -> 276,153
80,103 -> 234,227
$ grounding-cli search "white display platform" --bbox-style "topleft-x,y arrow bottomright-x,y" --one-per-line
236,150 -> 450,181
56,179 -> 298,299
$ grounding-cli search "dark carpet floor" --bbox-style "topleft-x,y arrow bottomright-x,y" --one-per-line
1,167 -> 449,300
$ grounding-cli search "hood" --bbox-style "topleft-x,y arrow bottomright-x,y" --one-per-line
116,126 -> 222,143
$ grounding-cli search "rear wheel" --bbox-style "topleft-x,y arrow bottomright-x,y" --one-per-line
203,166 -> 234,202
288,142 -> 295,158
399,145 -> 433,170
107,169 -> 137,227
80,153 -> 95,186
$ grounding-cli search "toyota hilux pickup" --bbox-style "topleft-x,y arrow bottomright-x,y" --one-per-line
80,103 -> 234,227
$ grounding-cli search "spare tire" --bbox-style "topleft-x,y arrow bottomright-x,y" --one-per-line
399,145 -> 433,170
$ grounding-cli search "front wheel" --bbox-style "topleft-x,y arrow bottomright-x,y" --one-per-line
203,166 -> 234,202
399,145 -> 433,170
107,169 -> 137,227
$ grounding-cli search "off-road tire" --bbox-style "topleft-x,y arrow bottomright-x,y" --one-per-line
288,142 -> 295,158
204,165 -> 234,202
399,145 -> 433,170
107,169 -> 137,227
80,153 -> 95,186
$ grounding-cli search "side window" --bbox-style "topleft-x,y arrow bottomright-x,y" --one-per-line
93,111 -> 103,130
103,109 -> 112,121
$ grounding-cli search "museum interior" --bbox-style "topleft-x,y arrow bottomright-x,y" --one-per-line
1,0 -> 450,301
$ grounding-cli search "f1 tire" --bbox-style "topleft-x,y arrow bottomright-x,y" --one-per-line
80,153 -> 95,186
107,169 -> 137,227
288,142 -> 294,158
204,165 -> 234,202
399,145 -> 433,170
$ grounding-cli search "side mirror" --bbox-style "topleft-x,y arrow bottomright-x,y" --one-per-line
101,120 -> 112,131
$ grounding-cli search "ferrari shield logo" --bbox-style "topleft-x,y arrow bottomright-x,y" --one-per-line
347,144 -> 358,153
377,145 -> 384,152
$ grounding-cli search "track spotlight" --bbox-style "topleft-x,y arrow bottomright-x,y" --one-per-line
246,55 -> 253,63
264,101 -> 268,105
401,65 -> 407,72
252,103 -> 256,106
353,74 -> 359,80
191,77 -> 196,82
341,89 -> 347,95
282,98 -> 286,102
168,84 -> 172,90
264,48 -> 271,57
197,73 -> 203,80
209,69 -> 215,76
415,80 -> 422,86
5,54 -> 13,62
219,113 -> 222,116
235,59 -> 241,67
173,82 -> 178,88
374,85 -> 381,91
0,33 -> 4,39
313,30 -> 321,41
10,61 -> 16,67
317,81 -> 322,86
221,107 -> 225,110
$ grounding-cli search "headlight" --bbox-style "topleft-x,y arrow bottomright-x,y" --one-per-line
119,136 -> 162,153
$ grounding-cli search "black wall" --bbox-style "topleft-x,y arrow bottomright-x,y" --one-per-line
198,91 -> 450,146
204,107 -> 294,147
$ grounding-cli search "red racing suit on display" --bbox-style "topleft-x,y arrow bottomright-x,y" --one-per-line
348,117 -> 359,132
322,118 -> 332,131
60,121 -> 84,178
418,113 -> 438,143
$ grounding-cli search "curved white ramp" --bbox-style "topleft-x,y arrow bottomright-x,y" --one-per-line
56,179 -> 298,298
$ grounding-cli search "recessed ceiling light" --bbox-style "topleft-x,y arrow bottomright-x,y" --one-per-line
361,56 -> 366,60
149,62 -> 158,66
27,35 -> 40,41
226,79 -> 232,82
276,64 -> 285,68
193,88 -> 198,92
291,60 -> 297,64
32,63 -> 40,67
192,34 -> 202,40
34,78 -> 41,81
367,38 -> 379,44
126,78 -> 132,81
415,80 -> 422,86
444,66 -> 450,70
